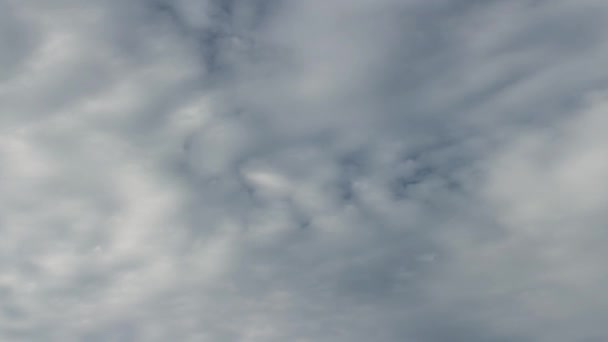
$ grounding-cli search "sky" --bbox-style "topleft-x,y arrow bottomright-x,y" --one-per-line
1,0 -> 608,341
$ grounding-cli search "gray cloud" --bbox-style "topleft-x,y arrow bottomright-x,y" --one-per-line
1,0 -> 608,341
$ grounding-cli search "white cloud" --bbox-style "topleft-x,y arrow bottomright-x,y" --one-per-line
1,0 -> 608,341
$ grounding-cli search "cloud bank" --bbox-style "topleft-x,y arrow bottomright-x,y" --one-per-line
2,0 -> 608,340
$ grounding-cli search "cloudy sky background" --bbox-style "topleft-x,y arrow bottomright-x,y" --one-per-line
1,0 -> 608,340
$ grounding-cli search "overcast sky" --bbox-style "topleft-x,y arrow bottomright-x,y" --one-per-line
2,0 -> 608,341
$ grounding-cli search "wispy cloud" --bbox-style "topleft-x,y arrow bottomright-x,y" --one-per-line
1,0 -> 608,340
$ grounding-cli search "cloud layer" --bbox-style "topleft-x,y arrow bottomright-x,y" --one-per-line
2,0 -> 608,340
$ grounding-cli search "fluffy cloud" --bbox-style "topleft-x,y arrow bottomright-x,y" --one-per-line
1,0 -> 608,341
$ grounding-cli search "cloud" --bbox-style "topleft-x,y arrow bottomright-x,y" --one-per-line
1,0 -> 608,341
427,93 -> 608,342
